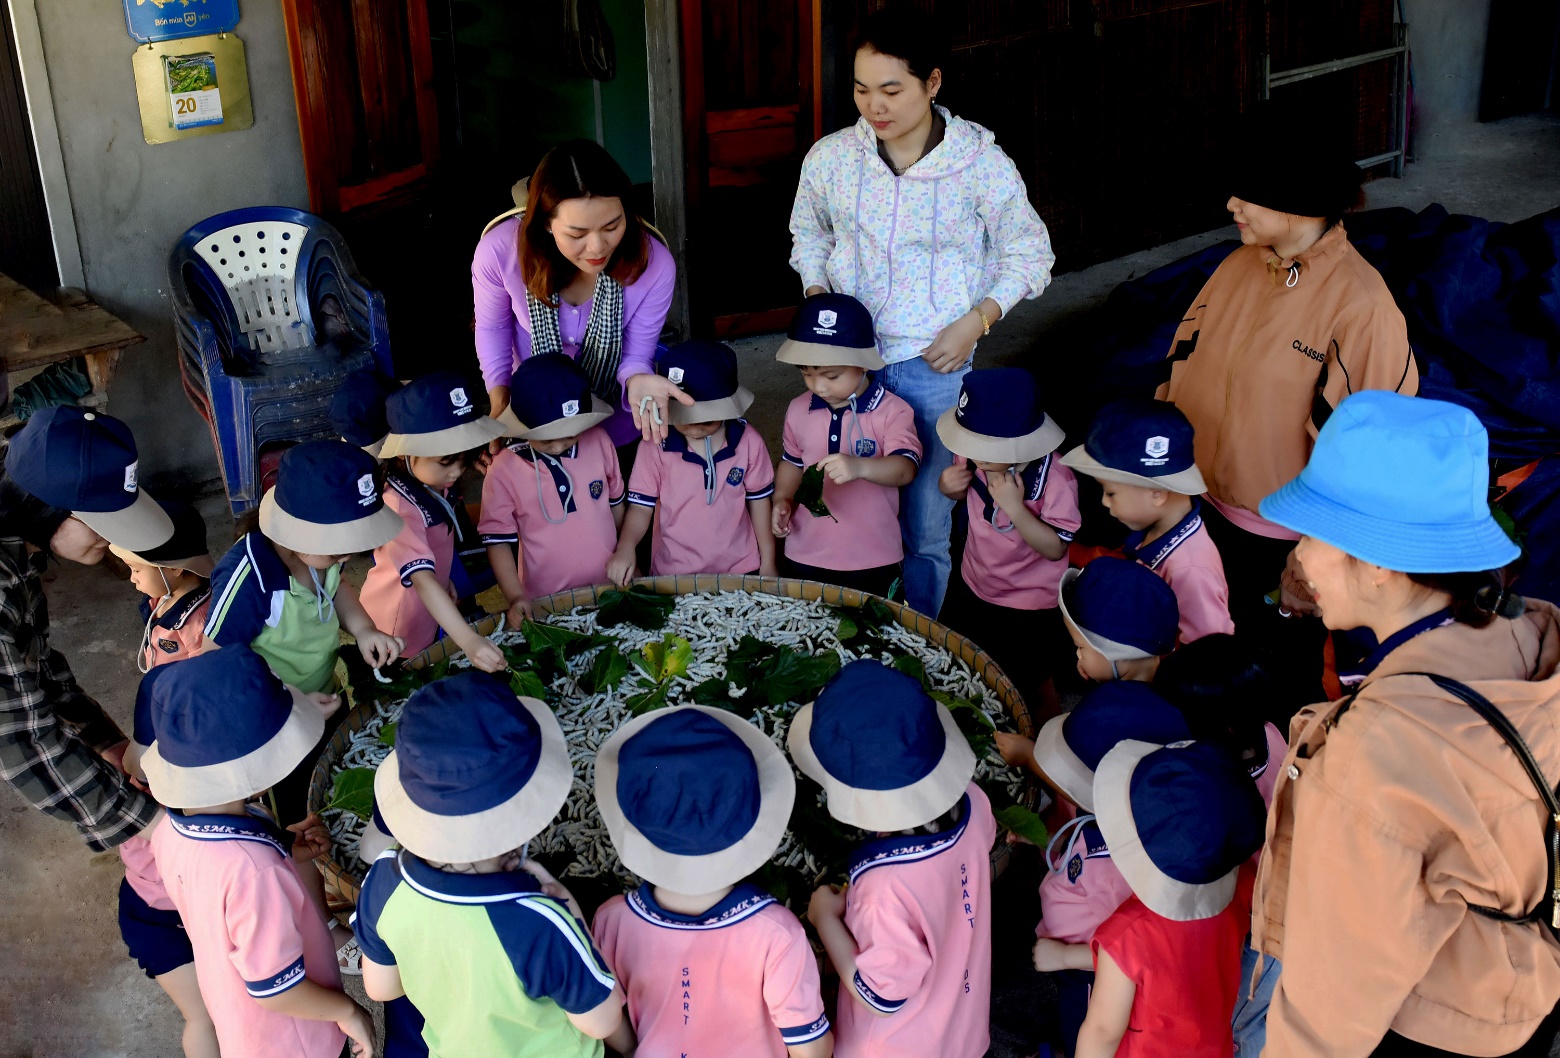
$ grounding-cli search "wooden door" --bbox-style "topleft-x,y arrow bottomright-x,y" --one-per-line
281,0 -> 441,216
0,0 -> 56,293
682,0 -> 820,337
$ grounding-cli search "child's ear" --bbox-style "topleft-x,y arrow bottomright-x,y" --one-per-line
1151,488 -> 1170,508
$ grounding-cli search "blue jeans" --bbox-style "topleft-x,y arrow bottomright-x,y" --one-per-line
878,356 -> 970,617
1232,941 -> 1280,1055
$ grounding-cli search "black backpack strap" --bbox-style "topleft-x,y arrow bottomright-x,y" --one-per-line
1401,671 -> 1560,928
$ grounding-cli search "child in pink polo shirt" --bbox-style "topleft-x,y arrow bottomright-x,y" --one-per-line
481,356 -> 625,622
1022,683 -> 1191,1058
1058,557 -> 1180,685
771,294 -> 921,599
360,372 -> 506,666
1062,399 -> 1234,645
791,661 -> 995,1058
1038,739 -> 1265,1058
935,368 -> 1080,711
609,341 -> 778,582
593,705 -> 831,1058
111,498 -> 214,673
139,647 -> 374,1058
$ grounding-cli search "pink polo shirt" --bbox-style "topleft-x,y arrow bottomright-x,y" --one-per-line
1035,817 -> 1134,944
837,784 -> 996,1058
479,428 -> 624,599
361,473 -> 458,654
120,829 -> 176,910
1252,721 -> 1287,809
625,420 -> 777,576
593,884 -> 829,1058
1124,503 -> 1235,644
148,810 -> 345,1058
781,378 -> 921,572
143,585 -> 212,670
958,454 -> 1081,610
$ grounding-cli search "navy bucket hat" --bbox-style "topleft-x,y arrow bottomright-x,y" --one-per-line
6,406 -> 175,551
776,293 -> 885,370
258,440 -> 404,556
1061,398 -> 1208,494
330,368 -> 402,457
378,371 -> 505,459
140,647 -> 326,809
655,340 -> 754,425
1032,682 -> 1191,811
596,705 -> 795,891
375,670 -> 572,863
1260,391 -> 1520,573
495,355 -> 613,441
108,498 -> 214,578
1059,557 -> 1180,663
1093,739 -> 1268,920
936,368 -> 1065,464
788,660 -> 975,831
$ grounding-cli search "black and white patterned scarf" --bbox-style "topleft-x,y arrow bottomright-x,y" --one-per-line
525,273 -> 625,405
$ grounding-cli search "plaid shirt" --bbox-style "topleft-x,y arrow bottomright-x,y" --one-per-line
0,536 -> 156,851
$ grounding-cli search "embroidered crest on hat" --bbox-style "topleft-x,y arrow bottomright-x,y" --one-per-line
356,473 -> 376,504
855,439 -> 877,457
816,309 -> 838,331
124,462 -> 139,492
589,479 -> 604,499
727,466 -> 746,486
1143,435 -> 1170,465
562,399 -> 581,417
448,387 -> 472,416
958,391 -> 970,410
667,367 -> 685,384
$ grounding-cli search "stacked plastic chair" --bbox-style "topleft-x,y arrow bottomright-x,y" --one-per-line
169,207 -> 392,515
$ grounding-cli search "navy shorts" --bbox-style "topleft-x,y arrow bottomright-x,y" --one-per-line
118,877 -> 194,979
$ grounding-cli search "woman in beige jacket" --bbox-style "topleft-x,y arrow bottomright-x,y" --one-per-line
1252,390 -> 1560,1057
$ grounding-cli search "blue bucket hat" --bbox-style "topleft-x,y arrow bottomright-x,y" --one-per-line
375,670 -> 572,863
1093,739 -> 1267,920
788,660 -> 975,831
379,371 -> 505,459
1061,398 -> 1208,494
6,406 -> 174,551
776,293 -> 885,370
1032,682 -> 1191,811
139,647 -> 326,809
494,355 -> 613,441
935,368 -> 1065,464
1059,557 -> 1180,663
329,369 -> 403,457
108,498 -> 214,578
656,340 -> 754,425
596,705 -> 795,890
258,440 -> 403,555
1260,391 -> 1520,573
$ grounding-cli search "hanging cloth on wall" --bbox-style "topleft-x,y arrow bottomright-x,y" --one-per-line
564,0 -> 616,81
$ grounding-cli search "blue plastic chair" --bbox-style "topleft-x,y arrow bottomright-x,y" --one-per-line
169,207 -> 392,515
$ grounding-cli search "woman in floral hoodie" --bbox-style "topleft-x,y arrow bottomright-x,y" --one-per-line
789,10 -> 1054,618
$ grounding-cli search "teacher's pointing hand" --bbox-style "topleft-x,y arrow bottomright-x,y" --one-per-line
625,372 -> 694,444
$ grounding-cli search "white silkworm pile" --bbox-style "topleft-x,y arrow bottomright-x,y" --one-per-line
324,591 -> 1028,890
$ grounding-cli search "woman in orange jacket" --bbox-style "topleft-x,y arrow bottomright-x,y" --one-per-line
1157,100 -> 1418,708
1252,391 -> 1560,1058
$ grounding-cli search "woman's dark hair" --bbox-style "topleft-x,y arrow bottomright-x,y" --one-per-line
520,139 -> 650,304
1405,569 -> 1521,629
1322,182 -> 1367,233
1153,633 -> 1274,768
853,9 -> 946,87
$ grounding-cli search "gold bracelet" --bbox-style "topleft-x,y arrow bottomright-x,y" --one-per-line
975,306 -> 991,336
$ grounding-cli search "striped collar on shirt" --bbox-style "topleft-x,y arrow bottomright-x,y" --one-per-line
626,882 -> 776,930
1121,499 -> 1204,571
808,376 -> 887,413
847,793 -> 971,883
385,468 -> 460,534
169,805 -> 290,856
395,849 -> 546,905
151,581 -> 212,631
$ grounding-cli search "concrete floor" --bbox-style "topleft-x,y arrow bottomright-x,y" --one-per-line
2,111 -> 1555,1057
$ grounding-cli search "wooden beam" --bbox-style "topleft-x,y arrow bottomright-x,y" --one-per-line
645,0 -> 691,341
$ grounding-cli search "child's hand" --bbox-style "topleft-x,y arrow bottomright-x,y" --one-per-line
288,813 -> 333,864
463,637 -> 507,674
939,461 -> 973,500
471,447 -> 495,475
99,739 -> 131,776
356,630 -> 404,668
994,731 -> 1035,769
816,453 -> 863,486
504,597 -> 534,627
1033,937 -> 1082,973
985,466 -> 1025,514
807,884 -> 847,927
339,1002 -> 377,1057
307,690 -> 342,719
606,548 -> 638,589
520,860 -> 580,913
772,499 -> 795,538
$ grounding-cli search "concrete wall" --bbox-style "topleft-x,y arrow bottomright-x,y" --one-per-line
20,0 -> 308,491
1402,0 -> 1491,156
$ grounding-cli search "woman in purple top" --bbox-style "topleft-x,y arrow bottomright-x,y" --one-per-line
472,140 -> 689,453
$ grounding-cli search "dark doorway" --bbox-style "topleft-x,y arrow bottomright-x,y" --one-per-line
0,0 -> 58,294
1480,0 -> 1560,121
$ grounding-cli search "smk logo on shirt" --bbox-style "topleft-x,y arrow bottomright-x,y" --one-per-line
356,473 -> 377,505
562,399 -> 581,417
589,480 -> 604,499
449,388 -> 473,416
1142,435 -> 1170,466
158,638 -> 180,654
726,467 -> 746,486
855,439 -> 877,457
1067,853 -> 1084,883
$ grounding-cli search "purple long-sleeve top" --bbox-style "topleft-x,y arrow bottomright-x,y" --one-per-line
472,218 -> 676,447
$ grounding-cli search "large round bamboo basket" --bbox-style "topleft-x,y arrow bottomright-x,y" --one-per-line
308,575 -> 1036,905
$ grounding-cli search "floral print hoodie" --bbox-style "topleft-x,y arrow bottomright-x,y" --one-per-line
789,106 -> 1055,364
